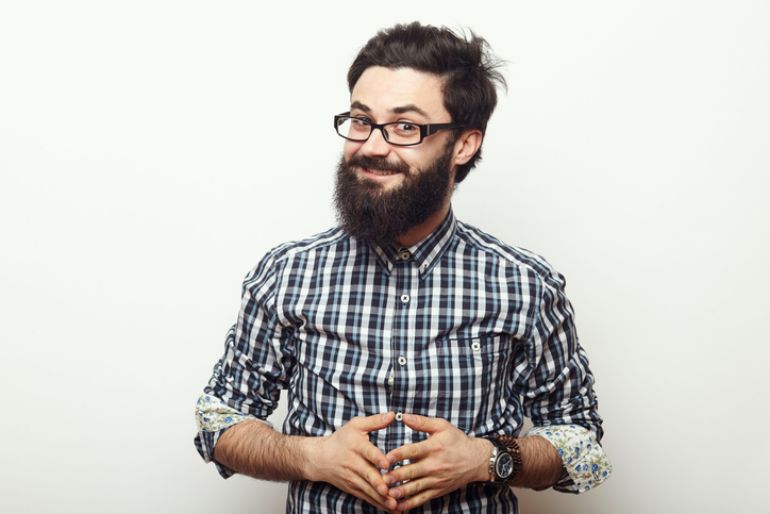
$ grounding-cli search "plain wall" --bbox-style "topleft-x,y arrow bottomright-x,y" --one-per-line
1,1 -> 768,513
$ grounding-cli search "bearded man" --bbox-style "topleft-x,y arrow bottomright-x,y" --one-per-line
194,22 -> 611,514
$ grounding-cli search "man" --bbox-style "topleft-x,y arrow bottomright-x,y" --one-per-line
195,22 -> 611,513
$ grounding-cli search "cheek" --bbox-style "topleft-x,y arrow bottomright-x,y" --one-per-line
343,141 -> 362,160
389,148 -> 420,168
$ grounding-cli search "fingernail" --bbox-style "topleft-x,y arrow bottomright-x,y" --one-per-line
390,488 -> 402,499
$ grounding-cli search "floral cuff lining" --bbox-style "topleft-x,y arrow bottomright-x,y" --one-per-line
527,424 -> 612,493
195,393 -> 272,433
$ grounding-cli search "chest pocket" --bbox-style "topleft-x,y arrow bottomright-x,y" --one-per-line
430,335 -> 509,430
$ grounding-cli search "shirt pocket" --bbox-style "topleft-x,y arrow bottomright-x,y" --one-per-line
431,335 -> 509,430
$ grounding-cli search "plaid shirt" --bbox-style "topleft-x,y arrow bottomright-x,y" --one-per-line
195,210 -> 607,513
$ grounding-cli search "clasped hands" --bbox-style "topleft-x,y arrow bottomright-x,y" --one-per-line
306,411 -> 491,513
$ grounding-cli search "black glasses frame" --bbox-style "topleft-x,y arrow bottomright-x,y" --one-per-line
333,112 -> 464,147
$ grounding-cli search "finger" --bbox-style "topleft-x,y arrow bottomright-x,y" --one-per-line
401,413 -> 447,434
346,470 -> 398,512
396,488 -> 440,512
387,476 -> 437,500
358,440 -> 391,470
384,460 -> 430,486
358,457 -> 391,497
386,439 -> 433,465
349,411 -> 396,432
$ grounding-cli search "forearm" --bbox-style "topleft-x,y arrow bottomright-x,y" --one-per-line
510,435 -> 563,489
213,418 -> 315,482
214,414 -> 399,512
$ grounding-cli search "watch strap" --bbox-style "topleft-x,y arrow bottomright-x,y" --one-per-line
495,434 -> 523,482
486,438 -> 503,481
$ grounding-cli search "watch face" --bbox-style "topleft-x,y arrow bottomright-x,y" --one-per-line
496,452 -> 514,479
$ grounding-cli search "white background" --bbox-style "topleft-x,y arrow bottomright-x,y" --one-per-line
1,1 -> 768,513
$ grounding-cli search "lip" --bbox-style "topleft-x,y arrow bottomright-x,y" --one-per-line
359,167 -> 401,179
359,167 -> 401,177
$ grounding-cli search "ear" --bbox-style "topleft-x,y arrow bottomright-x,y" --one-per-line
451,129 -> 483,167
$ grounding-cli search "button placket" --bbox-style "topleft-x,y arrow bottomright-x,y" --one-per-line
388,252 -> 418,448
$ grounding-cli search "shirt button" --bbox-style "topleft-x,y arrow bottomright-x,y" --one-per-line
398,355 -> 407,366
400,294 -> 410,304
471,341 -> 481,352
395,412 -> 403,421
398,249 -> 412,261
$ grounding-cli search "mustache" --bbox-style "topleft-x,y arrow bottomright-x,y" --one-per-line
346,155 -> 410,174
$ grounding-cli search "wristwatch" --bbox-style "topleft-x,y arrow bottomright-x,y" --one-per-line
485,435 -> 522,483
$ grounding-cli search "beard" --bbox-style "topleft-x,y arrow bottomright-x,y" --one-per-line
333,143 -> 454,247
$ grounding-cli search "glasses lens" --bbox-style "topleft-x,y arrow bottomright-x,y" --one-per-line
383,122 -> 421,146
336,117 -> 371,141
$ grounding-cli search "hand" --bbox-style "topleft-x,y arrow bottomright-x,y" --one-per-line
306,412 -> 398,513
383,414 -> 491,512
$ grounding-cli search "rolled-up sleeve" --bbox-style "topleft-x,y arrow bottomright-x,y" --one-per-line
194,253 -> 295,478
513,266 -> 611,492
528,424 -> 611,492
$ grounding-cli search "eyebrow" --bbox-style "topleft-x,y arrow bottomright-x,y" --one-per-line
350,101 -> 429,118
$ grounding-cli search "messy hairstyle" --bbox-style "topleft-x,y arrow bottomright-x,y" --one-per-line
347,22 -> 506,183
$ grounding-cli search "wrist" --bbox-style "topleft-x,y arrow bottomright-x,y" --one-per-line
474,437 -> 495,482
297,435 -> 322,481
484,435 -> 523,484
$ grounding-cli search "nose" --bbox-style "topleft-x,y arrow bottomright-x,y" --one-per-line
359,126 -> 391,157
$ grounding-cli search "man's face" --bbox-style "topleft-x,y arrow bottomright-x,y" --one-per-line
334,66 -> 460,245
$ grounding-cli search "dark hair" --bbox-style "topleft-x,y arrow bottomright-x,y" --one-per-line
347,22 -> 506,183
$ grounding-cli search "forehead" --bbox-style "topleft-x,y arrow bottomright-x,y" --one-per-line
350,66 -> 449,120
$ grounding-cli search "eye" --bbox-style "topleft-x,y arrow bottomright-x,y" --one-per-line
347,117 -> 372,134
392,121 -> 419,134
350,116 -> 371,127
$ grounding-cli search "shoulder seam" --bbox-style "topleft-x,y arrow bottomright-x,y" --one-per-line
455,222 -> 555,281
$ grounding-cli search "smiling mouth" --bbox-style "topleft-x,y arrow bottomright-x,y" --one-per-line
361,167 -> 400,176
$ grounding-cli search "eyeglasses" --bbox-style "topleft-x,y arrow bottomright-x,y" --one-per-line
333,112 -> 463,147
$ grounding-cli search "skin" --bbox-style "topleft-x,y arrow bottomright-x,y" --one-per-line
381,415 -> 563,511
215,413 -> 400,513
213,66 -> 564,512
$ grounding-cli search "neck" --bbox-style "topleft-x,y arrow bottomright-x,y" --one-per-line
395,201 -> 451,248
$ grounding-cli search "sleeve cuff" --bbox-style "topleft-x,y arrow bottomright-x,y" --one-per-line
194,393 -> 273,479
527,424 -> 612,493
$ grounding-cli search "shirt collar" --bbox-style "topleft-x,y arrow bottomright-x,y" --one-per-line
369,208 -> 457,278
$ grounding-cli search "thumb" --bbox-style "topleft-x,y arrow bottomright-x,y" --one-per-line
348,411 -> 395,432
402,413 -> 447,434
